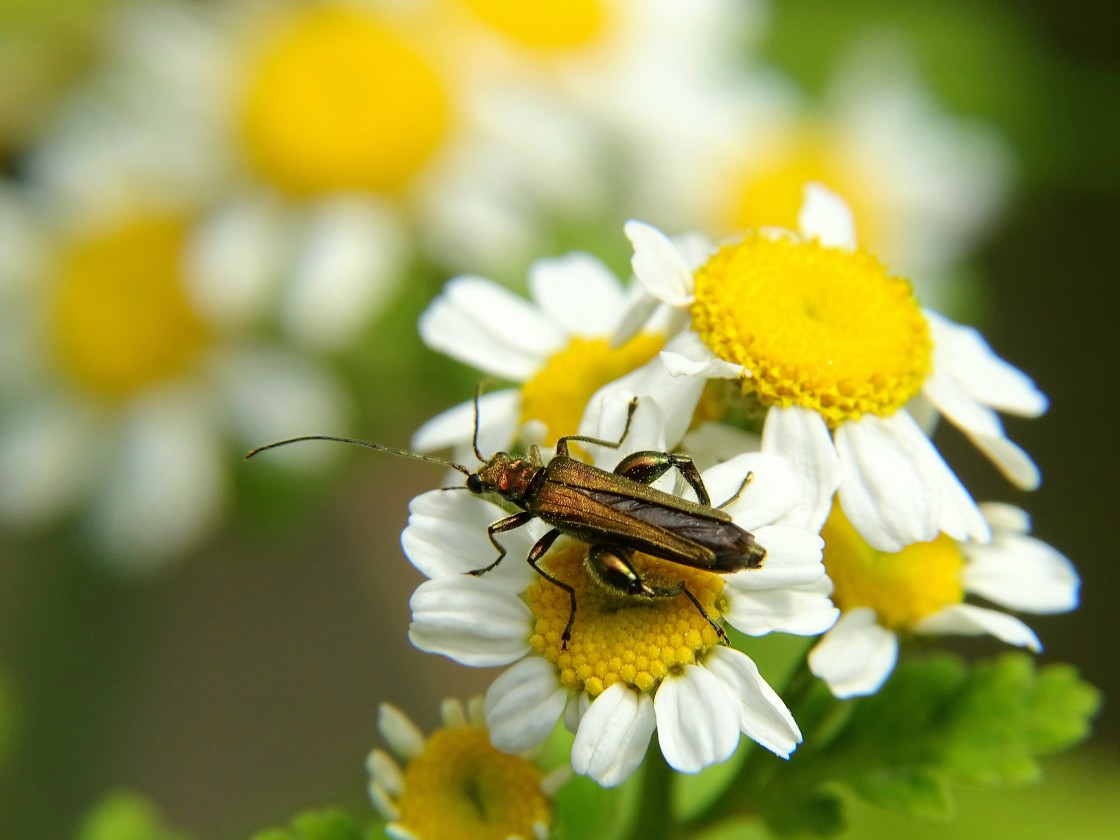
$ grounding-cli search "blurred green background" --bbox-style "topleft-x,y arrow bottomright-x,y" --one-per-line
1,0 -> 1118,838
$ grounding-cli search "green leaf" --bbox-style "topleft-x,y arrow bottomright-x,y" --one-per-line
763,789 -> 845,838
75,790 -> 194,840
248,809 -> 366,840
847,768 -> 953,821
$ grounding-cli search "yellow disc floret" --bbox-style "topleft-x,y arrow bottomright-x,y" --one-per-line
394,726 -> 550,840
526,540 -> 726,697
459,0 -> 605,48
239,6 -> 449,195
48,216 -> 207,399
691,232 -> 931,427
519,333 -> 664,445
823,506 -> 964,631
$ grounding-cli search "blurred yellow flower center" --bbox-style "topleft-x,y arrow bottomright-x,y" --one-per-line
690,232 -> 931,427
519,333 -> 663,445
48,216 -> 207,399
723,127 -> 890,256
240,6 -> 449,195
395,726 -> 550,840
460,0 -> 604,48
823,506 -> 964,631
526,540 -> 725,697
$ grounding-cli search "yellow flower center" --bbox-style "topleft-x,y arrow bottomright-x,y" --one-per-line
459,0 -> 605,48
239,6 -> 449,196
519,333 -> 664,445
822,506 -> 964,631
526,540 -> 726,697
690,233 -> 931,427
395,726 -> 550,840
722,126 -> 892,257
48,216 -> 207,399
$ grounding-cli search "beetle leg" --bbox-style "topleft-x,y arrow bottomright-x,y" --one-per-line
612,451 -> 712,506
524,529 -> 576,649
468,510 -> 536,576
554,397 -> 639,458
716,471 -> 754,510
587,545 -> 730,646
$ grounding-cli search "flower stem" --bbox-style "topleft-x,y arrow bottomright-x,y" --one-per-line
628,736 -> 676,840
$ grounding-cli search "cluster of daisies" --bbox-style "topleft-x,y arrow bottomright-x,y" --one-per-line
366,184 -> 1078,839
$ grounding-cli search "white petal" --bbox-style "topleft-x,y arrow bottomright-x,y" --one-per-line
654,665 -> 740,773
418,276 -> 565,380
528,252 -> 625,336
731,524 -> 825,588
705,451 -> 803,531
925,310 -> 1048,417
611,285 -> 662,347
407,576 -> 532,666
485,657 -> 568,753
962,535 -> 1079,614
368,779 -> 400,822
761,406 -> 841,533
366,749 -> 404,798
723,579 -> 839,637
659,349 -> 744,380
808,609 -> 899,698
681,422 -> 762,472
410,389 -> 521,455
377,703 -> 426,761
834,413 -> 942,552
402,490 -> 538,587
914,604 -> 1041,652
704,647 -> 802,758
798,183 -> 857,249
978,502 -> 1031,535
281,196 -> 406,349
625,220 -> 696,306
571,683 -> 655,787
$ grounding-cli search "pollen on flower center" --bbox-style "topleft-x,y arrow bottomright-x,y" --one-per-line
394,727 -> 550,840
822,506 -> 964,631
460,0 -> 605,48
48,216 -> 207,398
519,333 -> 663,446
690,232 -> 931,427
525,539 -> 726,697
239,6 -> 449,195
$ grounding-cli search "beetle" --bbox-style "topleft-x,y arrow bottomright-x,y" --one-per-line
246,393 -> 766,648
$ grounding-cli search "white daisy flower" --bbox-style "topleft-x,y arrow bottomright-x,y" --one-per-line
619,183 -> 1047,553
403,406 -> 836,786
368,696 -> 564,840
412,250 -> 697,459
808,502 -> 1079,698
0,186 -> 346,572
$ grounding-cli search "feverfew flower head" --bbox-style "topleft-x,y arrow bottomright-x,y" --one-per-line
413,251 -> 696,458
621,184 -> 1048,553
368,697 -> 562,840
808,503 -> 1080,698
403,406 -> 836,786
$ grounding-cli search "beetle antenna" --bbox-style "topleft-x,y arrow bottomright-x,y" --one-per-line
245,435 -> 472,476
471,381 -> 486,462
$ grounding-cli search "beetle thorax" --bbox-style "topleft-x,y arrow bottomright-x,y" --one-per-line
475,453 -> 541,503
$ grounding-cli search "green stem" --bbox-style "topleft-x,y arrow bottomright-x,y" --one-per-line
627,735 -> 676,840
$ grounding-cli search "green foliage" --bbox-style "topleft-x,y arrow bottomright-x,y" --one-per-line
248,808 -> 372,840
75,790 -> 194,840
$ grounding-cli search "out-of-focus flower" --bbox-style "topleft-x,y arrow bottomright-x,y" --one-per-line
404,401 -> 835,786
619,185 -> 1047,553
808,503 -> 1080,698
368,697 -> 563,840
0,184 -> 346,572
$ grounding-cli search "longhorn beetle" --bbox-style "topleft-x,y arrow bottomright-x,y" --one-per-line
246,392 -> 766,648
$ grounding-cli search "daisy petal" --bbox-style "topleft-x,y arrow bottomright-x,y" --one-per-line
528,252 -> 625,336
730,524 -> 825,588
659,349 -> 744,380
704,647 -> 801,758
654,665 -> 740,773
963,535 -> 1079,614
915,604 -> 1042,651
762,406 -> 841,533
978,502 -> 1031,535
808,608 -> 899,698
625,220 -> 696,306
702,451 -> 802,530
377,704 -> 427,761
418,276 -> 565,380
409,389 -> 521,454
723,579 -> 839,636
408,576 -> 532,666
571,683 -> 655,787
798,183 -> 857,249
485,657 -> 568,753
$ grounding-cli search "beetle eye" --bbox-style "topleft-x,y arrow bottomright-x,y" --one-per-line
466,474 -> 483,494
